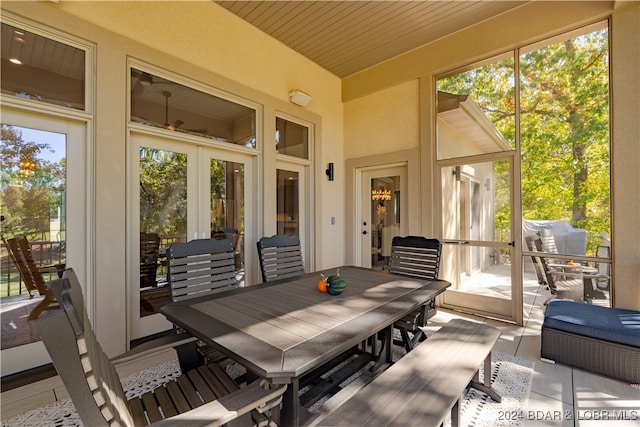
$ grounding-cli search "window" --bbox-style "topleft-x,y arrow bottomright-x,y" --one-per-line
519,23 -> 610,251
130,68 -> 257,147
276,117 -> 309,159
1,22 -> 86,110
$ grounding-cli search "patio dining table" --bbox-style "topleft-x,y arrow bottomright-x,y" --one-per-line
161,265 -> 450,426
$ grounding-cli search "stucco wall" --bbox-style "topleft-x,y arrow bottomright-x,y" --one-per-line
344,79 -> 419,159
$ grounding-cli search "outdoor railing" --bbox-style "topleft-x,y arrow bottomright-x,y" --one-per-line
1,240 -> 66,297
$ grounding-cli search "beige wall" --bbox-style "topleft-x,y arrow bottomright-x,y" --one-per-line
343,1 -> 639,310
2,0 -> 344,356
344,79 -> 419,159
610,3 -> 640,309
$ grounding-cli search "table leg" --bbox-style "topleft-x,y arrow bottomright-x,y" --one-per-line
371,325 -> 392,374
281,378 -> 310,427
451,396 -> 461,427
469,353 -> 501,403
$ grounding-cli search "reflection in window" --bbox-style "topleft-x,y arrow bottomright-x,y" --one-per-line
276,117 -> 309,159
1,22 -> 85,110
277,170 -> 299,236
139,148 -> 187,317
210,159 -> 245,278
130,68 -> 256,147
0,124 -> 66,348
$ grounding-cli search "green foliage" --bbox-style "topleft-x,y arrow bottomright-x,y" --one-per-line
139,148 -> 187,239
438,28 -> 610,239
1,125 -> 66,239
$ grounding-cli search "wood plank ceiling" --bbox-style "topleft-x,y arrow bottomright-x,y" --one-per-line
214,1 -> 529,78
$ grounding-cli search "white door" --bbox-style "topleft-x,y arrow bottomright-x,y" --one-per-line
129,133 -> 254,340
1,110 -> 88,375
357,165 -> 407,269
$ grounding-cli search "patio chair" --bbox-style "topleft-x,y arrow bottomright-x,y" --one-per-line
388,236 -> 442,352
36,275 -> 286,427
256,234 -> 305,283
167,238 -> 237,302
525,234 -> 607,304
166,238 -> 239,366
5,234 -> 62,320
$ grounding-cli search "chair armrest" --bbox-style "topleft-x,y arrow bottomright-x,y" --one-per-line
153,380 -> 286,427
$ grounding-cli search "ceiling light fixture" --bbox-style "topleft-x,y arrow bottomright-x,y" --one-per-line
139,72 -> 153,86
13,30 -> 25,43
9,58 -> 22,65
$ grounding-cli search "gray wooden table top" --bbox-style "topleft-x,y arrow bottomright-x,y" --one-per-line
161,266 -> 450,382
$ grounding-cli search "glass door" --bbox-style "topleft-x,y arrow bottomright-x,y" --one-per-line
439,157 -> 520,323
1,111 -> 87,375
275,159 -> 310,271
201,150 -> 252,288
359,165 -> 407,270
130,133 -> 252,340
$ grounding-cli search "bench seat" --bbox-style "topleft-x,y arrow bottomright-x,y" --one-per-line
316,319 -> 500,427
541,299 -> 640,383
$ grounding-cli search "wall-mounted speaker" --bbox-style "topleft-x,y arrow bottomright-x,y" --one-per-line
289,90 -> 312,107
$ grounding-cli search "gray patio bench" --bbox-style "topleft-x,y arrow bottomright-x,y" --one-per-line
541,299 -> 640,383
314,319 -> 501,427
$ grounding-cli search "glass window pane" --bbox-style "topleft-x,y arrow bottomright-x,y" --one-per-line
1,22 -> 85,110
370,176 -> 400,270
520,26 -> 610,257
437,56 -> 515,160
277,169 -> 299,235
131,68 -> 256,148
275,117 -> 309,159
139,147 -> 187,317
1,124 -> 66,349
210,159 -> 245,281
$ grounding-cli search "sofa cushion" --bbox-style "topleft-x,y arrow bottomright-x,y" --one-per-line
543,300 -> 640,347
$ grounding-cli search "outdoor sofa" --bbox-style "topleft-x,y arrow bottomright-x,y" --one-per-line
541,299 -> 640,383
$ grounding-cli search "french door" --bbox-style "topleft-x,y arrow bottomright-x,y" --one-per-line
129,133 -> 254,340
358,165 -> 407,269
438,155 -> 522,324
1,109 -> 88,375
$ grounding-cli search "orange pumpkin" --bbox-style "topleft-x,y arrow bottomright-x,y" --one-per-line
317,274 -> 327,292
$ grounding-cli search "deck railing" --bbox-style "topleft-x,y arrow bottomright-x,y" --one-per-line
1,240 -> 66,297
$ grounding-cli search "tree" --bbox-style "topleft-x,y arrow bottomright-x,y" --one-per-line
139,148 -> 188,239
438,27 -> 610,240
1,125 -> 65,238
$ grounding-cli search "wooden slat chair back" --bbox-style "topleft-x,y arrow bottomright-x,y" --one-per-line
389,236 -> 442,352
256,234 -> 305,283
525,234 -> 554,290
36,275 -> 286,427
6,234 -> 59,319
167,238 -> 237,302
